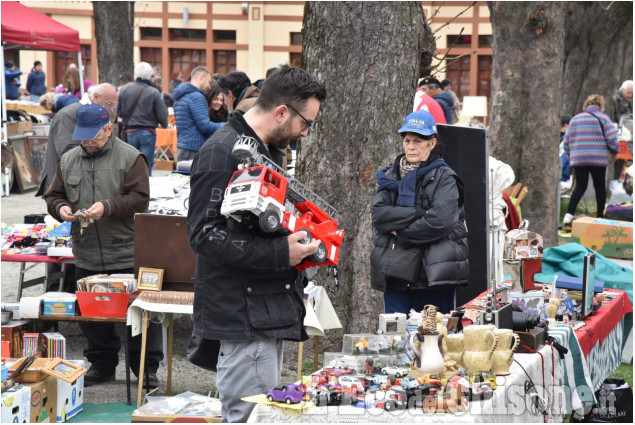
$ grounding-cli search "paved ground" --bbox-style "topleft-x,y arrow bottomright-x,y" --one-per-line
1,170 -> 300,406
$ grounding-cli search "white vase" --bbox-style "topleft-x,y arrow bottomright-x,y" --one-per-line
412,333 -> 445,375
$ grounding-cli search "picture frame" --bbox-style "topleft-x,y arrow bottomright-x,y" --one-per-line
41,358 -> 86,384
137,267 -> 164,291
26,135 -> 48,183
10,136 -> 39,193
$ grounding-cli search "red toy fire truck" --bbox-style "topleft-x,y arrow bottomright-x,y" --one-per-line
221,136 -> 344,270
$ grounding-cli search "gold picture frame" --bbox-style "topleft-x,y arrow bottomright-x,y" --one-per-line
137,267 -> 164,291
41,358 -> 86,384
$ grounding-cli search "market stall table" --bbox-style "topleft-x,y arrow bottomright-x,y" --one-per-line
1,253 -> 75,299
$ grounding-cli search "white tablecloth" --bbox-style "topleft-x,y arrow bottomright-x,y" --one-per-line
248,344 -> 564,423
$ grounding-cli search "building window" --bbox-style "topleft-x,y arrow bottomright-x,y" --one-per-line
477,55 -> 492,97
169,29 -> 206,42
479,35 -> 493,48
290,32 -> 303,46
445,55 -> 471,100
290,53 -> 302,68
213,30 -> 236,43
446,34 -> 472,48
140,27 -> 162,40
55,45 -> 92,87
171,49 -> 207,78
140,48 -> 163,73
214,50 -> 236,75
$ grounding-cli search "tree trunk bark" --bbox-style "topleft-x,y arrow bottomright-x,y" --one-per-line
296,2 -> 434,358
488,2 -> 565,246
93,2 -> 134,86
561,2 -> 633,119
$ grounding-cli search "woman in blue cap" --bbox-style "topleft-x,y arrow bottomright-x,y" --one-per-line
370,110 -> 469,314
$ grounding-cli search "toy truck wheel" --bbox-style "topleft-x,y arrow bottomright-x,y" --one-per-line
298,228 -> 312,244
308,242 -> 328,264
285,398 -> 292,404
267,395 -> 274,402
259,210 -> 280,233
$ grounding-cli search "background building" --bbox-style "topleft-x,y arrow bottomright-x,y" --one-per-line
15,1 -> 491,102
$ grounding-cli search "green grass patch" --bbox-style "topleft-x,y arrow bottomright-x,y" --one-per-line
610,362 -> 633,389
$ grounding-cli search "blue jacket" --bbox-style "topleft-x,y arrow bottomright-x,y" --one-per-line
174,82 -> 223,152
5,67 -> 22,100
26,70 -> 47,96
433,91 -> 455,124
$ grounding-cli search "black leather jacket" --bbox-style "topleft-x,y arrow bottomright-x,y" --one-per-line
370,154 -> 469,291
187,111 -> 307,342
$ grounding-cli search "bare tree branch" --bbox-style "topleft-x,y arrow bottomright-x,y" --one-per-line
431,51 -> 476,75
432,2 -> 477,35
597,1 -> 615,11
427,1 -> 445,22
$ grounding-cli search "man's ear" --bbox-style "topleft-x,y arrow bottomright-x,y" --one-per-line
273,104 -> 287,123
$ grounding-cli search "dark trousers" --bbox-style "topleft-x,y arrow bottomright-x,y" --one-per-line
567,166 -> 607,218
76,266 -> 163,375
384,287 -> 456,315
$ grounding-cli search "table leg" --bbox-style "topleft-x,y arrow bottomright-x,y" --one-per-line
136,310 -> 149,408
313,336 -> 319,372
297,341 -> 303,382
17,262 -> 26,300
124,323 -> 131,406
167,313 -> 173,394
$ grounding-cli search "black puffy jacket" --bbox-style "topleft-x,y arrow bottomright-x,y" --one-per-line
187,111 -> 308,342
370,154 -> 469,291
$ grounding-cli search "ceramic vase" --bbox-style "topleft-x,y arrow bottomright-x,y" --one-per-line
462,325 -> 497,352
462,349 -> 495,374
445,334 -> 464,367
410,333 -> 445,375
491,329 -> 520,375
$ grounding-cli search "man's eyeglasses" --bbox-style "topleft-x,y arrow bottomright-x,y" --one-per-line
285,104 -> 313,132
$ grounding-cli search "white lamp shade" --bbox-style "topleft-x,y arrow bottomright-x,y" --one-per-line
462,96 -> 488,117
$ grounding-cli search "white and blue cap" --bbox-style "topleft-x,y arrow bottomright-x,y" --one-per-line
397,110 -> 438,137
72,103 -> 110,140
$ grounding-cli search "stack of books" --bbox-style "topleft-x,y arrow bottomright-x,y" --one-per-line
42,332 -> 66,359
22,332 -> 39,356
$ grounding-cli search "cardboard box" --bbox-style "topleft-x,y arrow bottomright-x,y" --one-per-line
56,360 -> 84,422
41,299 -> 76,316
27,376 -> 57,423
1,385 -> 31,423
154,160 -> 175,171
6,121 -> 33,136
9,357 -> 52,383
571,217 -> 633,259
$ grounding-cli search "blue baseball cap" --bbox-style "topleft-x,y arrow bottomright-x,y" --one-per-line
72,103 -> 110,140
398,110 -> 438,137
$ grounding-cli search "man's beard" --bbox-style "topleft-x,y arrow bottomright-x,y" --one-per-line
268,121 -> 295,150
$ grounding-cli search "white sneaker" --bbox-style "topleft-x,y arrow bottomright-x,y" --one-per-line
562,213 -> 574,225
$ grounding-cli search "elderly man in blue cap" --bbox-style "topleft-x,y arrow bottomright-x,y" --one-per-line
44,103 -> 163,387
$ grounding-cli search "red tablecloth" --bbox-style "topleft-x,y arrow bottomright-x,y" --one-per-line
575,289 -> 632,356
1,254 -> 74,264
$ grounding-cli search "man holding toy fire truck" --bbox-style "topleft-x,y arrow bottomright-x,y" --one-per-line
187,65 -> 327,423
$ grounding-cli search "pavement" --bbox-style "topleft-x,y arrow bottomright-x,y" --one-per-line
0,169 -> 299,406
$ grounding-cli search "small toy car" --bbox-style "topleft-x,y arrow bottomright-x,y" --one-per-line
419,373 -> 446,388
381,366 -> 410,378
467,371 -> 497,400
266,383 -> 304,404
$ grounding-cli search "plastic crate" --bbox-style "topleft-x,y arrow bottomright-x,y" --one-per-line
76,292 -> 130,317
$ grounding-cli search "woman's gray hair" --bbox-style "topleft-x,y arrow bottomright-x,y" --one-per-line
620,80 -> 633,91
135,62 -> 153,81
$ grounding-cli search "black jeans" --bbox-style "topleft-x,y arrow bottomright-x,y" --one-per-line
75,266 -> 163,375
567,166 -> 607,218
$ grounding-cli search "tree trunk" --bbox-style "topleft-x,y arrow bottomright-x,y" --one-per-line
488,2 -> 565,246
296,2 -> 434,358
561,2 -> 633,119
93,2 -> 134,86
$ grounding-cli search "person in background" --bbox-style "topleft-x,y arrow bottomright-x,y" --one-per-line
44,103 -> 163,387
151,66 -> 162,93
117,61 -> 168,176
440,79 -> 460,124
118,72 -> 134,91
562,94 -> 619,228
173,66 -> 224,161
26,61 -> 47,103
559,115 -> 571,182
205,82 -> 229,123
39,92 -> 79,114
169,69 -> 183,93
610,80 -> 633,124
412,79 -> 447,125
371,109 -> 469,315
420,77 -> 454,124
187,65 -> 325,422
4,61 -> 22,100
218,71 -> 252,112
65,67 -> 95,99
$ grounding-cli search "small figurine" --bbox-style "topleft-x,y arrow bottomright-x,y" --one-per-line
354,337 -> 368,353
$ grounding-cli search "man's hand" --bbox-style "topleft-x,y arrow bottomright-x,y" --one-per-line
83,202 -> 105,220
59,206 -> 78,223
288,231 -> 321,266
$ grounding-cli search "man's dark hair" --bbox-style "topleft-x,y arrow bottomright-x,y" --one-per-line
255,65 -> 327,112
218,71 -> 251,98
560,115 -> 571,127
265,66 -> 279,79
441,79 -> 452,89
